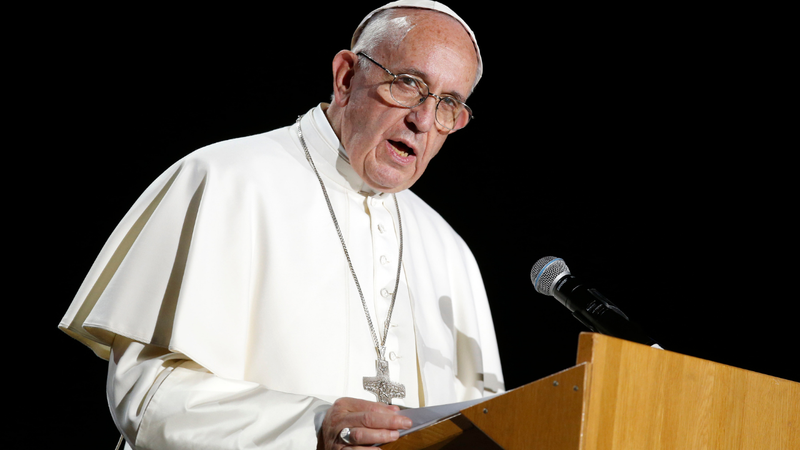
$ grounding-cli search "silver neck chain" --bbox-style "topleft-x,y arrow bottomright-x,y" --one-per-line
296,115 -> 403,355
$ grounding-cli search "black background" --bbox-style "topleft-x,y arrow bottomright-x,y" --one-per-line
26,2 -> 795,447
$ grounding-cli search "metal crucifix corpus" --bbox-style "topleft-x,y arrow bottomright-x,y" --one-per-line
363,351 -> 406,405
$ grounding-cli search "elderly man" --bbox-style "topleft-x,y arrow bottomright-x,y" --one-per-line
59,1 -> 503,449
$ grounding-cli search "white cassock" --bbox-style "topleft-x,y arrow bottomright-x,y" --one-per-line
59,104 -> 504,449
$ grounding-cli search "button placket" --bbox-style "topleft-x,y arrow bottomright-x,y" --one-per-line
368,197 -> 398,337
385,332 -> 401,381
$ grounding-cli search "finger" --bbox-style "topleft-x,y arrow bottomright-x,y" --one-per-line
336,397 -> 401,414
343,427 -> 401,446
349,410 -> 413,431
322,398 -> 412,449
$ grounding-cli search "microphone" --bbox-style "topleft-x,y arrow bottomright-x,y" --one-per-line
531,256 -> 659,347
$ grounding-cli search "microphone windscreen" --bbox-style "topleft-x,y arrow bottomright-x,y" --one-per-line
531,256 -> 570,296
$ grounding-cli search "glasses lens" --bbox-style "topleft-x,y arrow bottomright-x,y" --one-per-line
436,98 -> 471,131
390,73 -> 472,131
390,75 -> 427,107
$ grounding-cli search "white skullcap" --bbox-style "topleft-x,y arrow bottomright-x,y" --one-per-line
351,0 -> 483,83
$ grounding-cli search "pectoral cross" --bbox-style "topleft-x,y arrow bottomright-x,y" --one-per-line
363,349 -> 406,405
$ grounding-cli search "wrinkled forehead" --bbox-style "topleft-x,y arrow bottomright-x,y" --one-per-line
351,1 -> 482,83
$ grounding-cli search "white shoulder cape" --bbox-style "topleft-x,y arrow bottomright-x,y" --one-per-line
59,105 -> 504,406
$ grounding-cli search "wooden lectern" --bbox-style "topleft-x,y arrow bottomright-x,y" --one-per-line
382,333 -> 800,449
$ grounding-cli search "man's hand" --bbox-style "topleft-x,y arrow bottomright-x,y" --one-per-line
317,397 -> 413,449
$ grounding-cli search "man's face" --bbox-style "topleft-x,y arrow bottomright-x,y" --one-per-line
336,13 -> 478,193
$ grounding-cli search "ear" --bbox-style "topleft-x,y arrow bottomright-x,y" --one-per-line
331,50 -> 358,107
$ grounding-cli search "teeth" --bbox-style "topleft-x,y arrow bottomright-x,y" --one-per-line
391,142 -> 409,157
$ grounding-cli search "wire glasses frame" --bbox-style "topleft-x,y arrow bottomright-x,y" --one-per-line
357,52 -> 473,132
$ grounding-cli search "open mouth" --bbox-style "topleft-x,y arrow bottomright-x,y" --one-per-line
389,140 -> 415,158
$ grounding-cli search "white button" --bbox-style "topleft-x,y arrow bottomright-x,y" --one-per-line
377,224 -> 386,233
380,255 -> 390,265
380,288 -> 391,298
388,352 -> 398,361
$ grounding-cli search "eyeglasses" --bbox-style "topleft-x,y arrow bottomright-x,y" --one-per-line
357,52 -> 473,132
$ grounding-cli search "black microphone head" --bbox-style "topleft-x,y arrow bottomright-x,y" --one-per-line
531,256 -> 571,296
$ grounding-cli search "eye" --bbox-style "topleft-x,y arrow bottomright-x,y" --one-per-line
438,96 -> 460,110
396,75 -> 421,91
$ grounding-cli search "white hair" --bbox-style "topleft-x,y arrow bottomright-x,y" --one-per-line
350,8 -> 480,94
352,9 -> 414,69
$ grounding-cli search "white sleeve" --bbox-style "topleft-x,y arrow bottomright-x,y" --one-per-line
108,336 -> 332,449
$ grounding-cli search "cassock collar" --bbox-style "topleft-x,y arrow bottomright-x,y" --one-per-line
298,104 -> 385,198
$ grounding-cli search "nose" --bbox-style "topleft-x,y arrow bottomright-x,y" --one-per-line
405,95 -> 437,133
